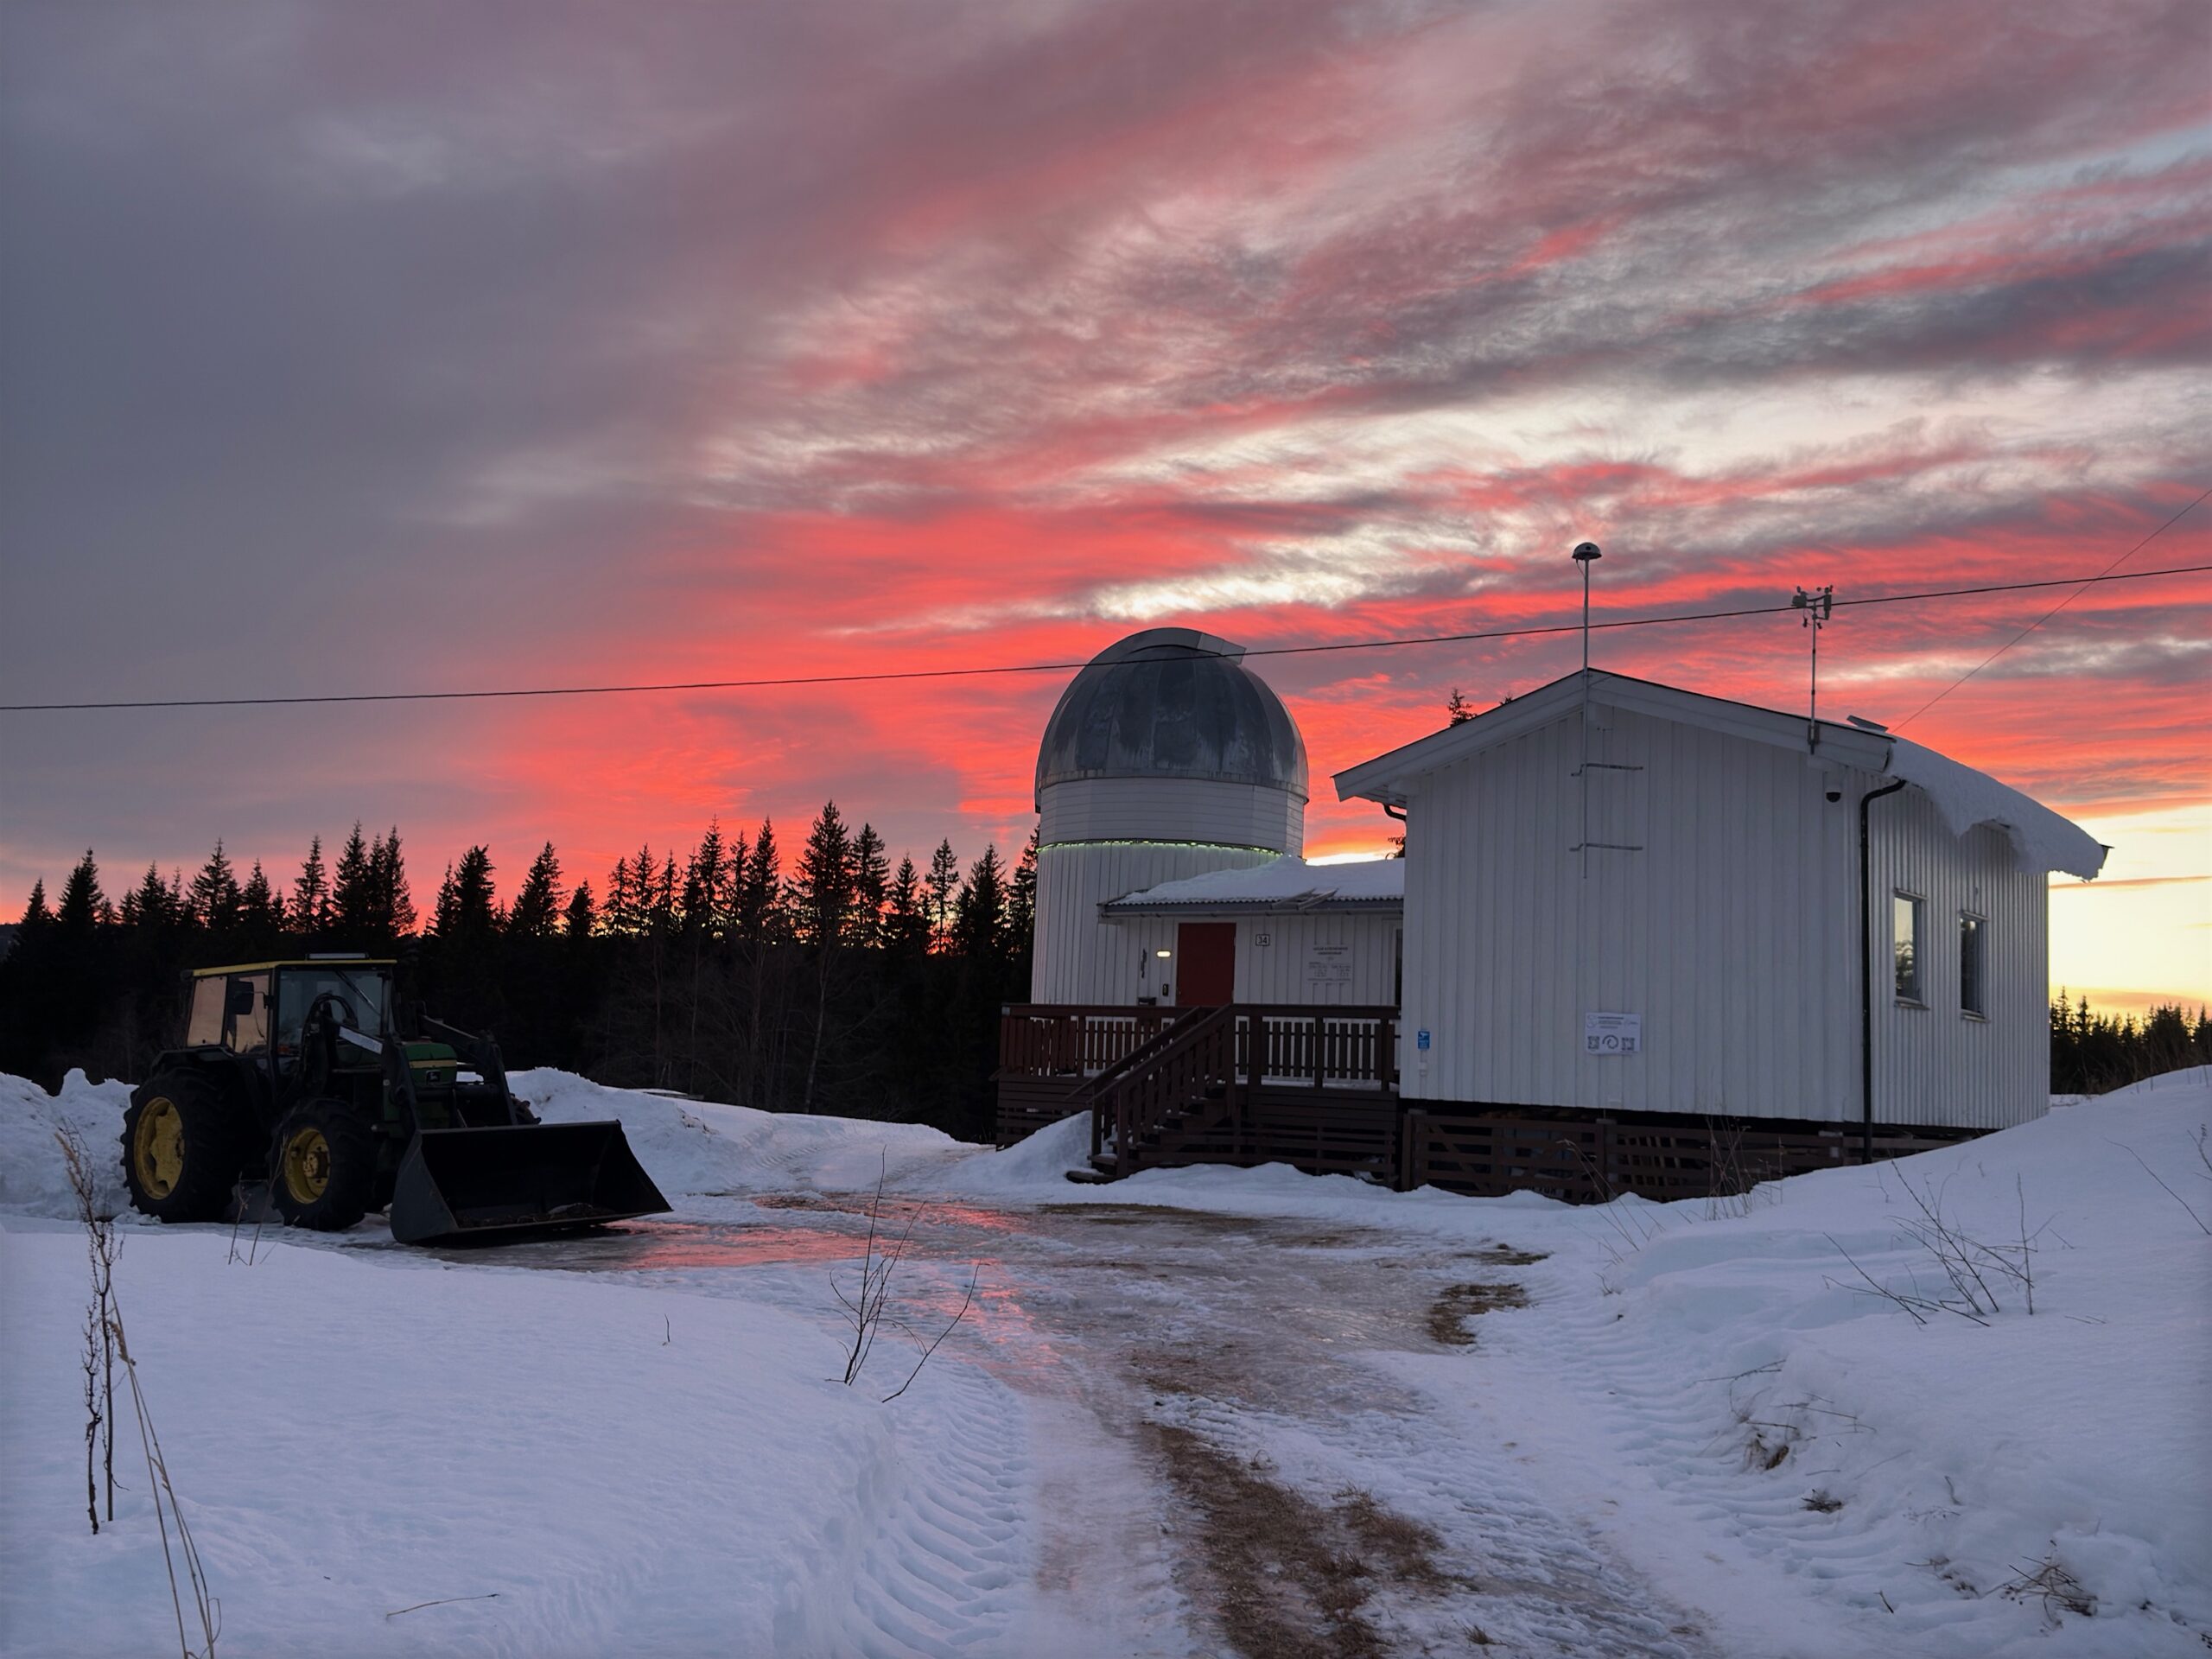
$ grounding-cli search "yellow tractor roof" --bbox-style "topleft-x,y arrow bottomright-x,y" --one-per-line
189,958 -> 397,977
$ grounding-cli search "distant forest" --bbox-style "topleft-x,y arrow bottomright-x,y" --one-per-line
1,813 -> 2205,1128
0,806 -> 1038,1142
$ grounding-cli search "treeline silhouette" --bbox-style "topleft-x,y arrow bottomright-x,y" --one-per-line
0,805 -> 1039,1142
2048,993 -> 2211,1096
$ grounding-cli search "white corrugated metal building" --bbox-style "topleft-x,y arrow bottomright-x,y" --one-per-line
1334,671 -> 2107,1131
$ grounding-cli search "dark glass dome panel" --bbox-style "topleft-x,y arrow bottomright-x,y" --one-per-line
1036,628 -> 1309,800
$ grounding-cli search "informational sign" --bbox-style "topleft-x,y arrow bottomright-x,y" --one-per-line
1254,931 -> 1273,948
1415,1029 -> 1431,1052
1305,943 -> 1354,984
1583,1011 -> 1642,1055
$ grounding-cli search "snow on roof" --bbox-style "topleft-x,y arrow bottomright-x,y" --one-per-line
1102,855 -> 1405,914
1885,735 -> 2106,880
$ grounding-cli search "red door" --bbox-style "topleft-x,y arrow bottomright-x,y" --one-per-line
1174,922 -> 1236,1006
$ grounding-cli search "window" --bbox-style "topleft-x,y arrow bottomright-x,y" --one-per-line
225,973 -> 270,1054
1960,913 -> 1987,1018
184,976 -> 226,1046
1892,893 -> 1924,1004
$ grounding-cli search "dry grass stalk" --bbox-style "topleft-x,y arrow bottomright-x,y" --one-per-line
54,1125 -> 119,1529
111,1304 -> 220,1658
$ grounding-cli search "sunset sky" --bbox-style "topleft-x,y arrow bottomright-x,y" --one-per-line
3,0 -> 2207,1010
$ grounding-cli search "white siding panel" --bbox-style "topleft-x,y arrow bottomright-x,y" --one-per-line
1868,798 -> 2049,1129
1402,703 -> 1868,1121
1232,912 -> 1400,1006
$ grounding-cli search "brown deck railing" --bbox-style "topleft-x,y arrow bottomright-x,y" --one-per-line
998,1004 -> 1398,1089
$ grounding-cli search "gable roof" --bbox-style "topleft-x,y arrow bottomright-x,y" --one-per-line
1101,855 -> 1404,917
1332,671 -> 2106,879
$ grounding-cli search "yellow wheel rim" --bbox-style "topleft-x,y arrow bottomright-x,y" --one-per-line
282,1126 -> 332,1205
133,1096 -> 184,1199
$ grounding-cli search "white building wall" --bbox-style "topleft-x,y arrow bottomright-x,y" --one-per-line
1397,701 -> 2050,1128
1868,796 -> 2050,1128
1030,841 -> 1274,1003
1230,911 -> 1400,1006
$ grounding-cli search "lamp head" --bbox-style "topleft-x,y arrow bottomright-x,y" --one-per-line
1572,541 -> 1602,563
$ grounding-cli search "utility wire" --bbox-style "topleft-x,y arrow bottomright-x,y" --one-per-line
1890,486 -> 2210,730
3,559 -> 2206,715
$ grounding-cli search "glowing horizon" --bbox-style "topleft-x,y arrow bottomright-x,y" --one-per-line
2,0 -> 2206,1010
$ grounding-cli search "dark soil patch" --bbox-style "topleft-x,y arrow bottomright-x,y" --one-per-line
1147,1425 -> 1458,1659
1427,1281 -> 1529,1346
1470,1246 -> 1549,1268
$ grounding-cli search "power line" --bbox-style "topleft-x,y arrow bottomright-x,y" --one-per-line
1891,486 -> 2210,730
2,559 -> 2206,715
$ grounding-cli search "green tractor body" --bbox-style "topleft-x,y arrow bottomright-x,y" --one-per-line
123,957 -> 667,1244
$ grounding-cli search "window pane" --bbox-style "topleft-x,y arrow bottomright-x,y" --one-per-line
1893,893 -> 1922,1001
1960,914 -> 1986,1016
227,973 -> 270,1053
185,977 -> 226,1046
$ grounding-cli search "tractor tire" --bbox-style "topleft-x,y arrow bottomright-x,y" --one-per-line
123,1070 -> 247,1224
269,1100 -> 379,1233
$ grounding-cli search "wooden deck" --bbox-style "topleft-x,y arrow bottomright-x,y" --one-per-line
995,1005 -> 1986,1197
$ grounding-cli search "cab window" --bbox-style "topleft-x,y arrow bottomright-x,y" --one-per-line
225,973 -> 271,1053
185,976 -> 226,1046
274,968 -> 390,1053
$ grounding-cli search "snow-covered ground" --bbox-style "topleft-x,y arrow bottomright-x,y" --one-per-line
3,1066 -> 2205,1656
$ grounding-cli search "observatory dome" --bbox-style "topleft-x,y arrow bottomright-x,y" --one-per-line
1034,628 -> 1309,805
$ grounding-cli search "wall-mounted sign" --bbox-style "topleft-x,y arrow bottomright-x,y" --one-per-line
1583,1011 -> 1641,1055
1415,1029 -> 1431,1052
1255,931 -> 1273,948
1305,943 -> 1353,983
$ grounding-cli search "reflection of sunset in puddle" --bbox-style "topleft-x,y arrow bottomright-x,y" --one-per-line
483,1220 -> 868,1270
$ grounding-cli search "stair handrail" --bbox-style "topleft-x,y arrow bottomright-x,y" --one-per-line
1096,1004 -> 1241,1176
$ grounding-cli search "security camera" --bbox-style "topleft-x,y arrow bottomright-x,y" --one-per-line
1825,787 -> 1843,804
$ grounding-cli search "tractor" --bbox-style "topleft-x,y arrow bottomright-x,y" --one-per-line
122,955 -> 667,1244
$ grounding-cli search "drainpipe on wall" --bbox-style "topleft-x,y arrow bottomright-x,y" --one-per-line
1859,778 -> 1909,1164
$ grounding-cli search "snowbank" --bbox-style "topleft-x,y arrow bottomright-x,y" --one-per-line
514,1069 -> 971,1198
0,1071 -> 132,1221
0,1224 -> 947,1657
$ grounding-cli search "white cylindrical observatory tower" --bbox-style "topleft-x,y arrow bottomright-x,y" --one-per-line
1030,628 -> 1308,1004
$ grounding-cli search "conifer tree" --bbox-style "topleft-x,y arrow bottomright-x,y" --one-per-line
432,847 -> 499,939
852,823 -> 890,947
57,851 -> 105,933
188,841 -> 243,933
120,861 -> 168,928
18,878 -> 52,935
681,822 -> 730,938
563,880 -> 597,939
953,844 -> 1007,959
885,855 -> 929,953
925,839 -> 961,953
603,853 -> 639,937
651,852 -> 679,933
332,823 -> 373,935
238,860 -> 283,938
1446,688 -> 1476,724
292,835 -> 331,932
1007,827 -> 1039,957
736,819 -> 782,943
508,842 -> 563,938
794,801 -> 857,948
367,829 -> 416,937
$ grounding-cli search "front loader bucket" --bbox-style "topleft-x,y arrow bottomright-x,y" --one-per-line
389,1122 -> 670,1246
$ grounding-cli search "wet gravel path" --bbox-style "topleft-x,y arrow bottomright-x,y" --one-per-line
434,1198 -> 1714,1657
